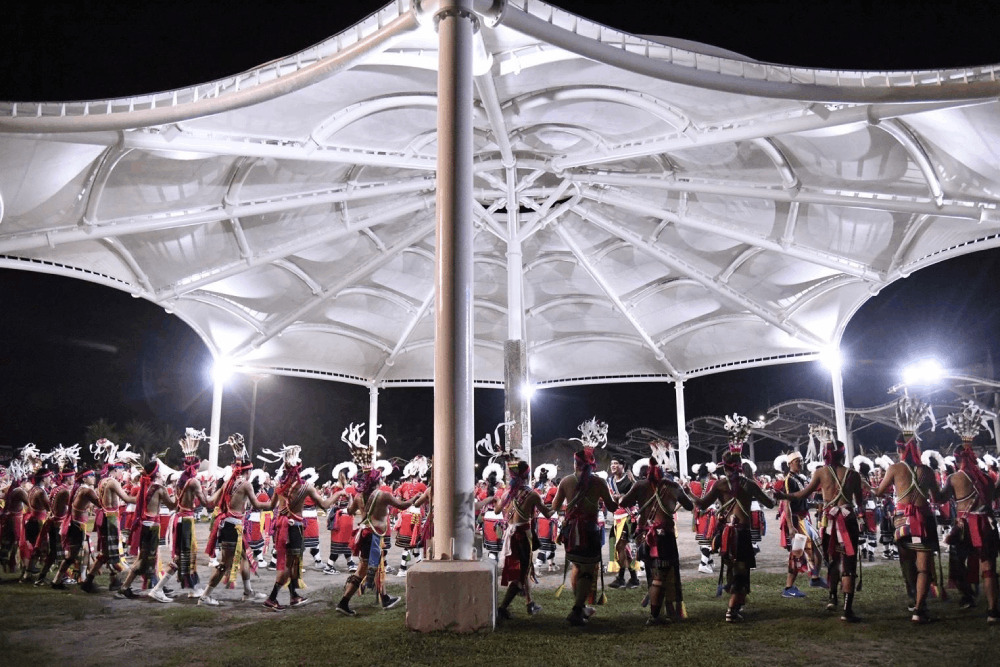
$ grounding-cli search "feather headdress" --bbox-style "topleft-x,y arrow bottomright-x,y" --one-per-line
896,396 -> 935,437
179,427 -> 208,459
806,424 -> 834,463
571,417 -> 609,450
723,413 -> 764,449
945,401 -> 987,442
476,420 -> 515,464
339,422 -> 383,470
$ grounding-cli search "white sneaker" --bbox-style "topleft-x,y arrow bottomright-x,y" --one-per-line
208,558 -> 220,568
188,586 -> 206,598
698,564 -> 714,574
197,595 -> 220,607
397,569 -> 407,577
242,591 -> 267,602
149,589 -> 173,603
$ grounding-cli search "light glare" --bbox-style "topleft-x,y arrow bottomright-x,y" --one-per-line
212,357 -> 234,384
819,346 -> 842,372
901,358 -> 944,386
522,382 -> 537,400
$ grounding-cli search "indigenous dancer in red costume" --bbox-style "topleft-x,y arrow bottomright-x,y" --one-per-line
52,468 -> 98,588
263,450 -> 335,610
551,447 -> 619,626
325,463 -> 359,574
32,445 -> 78,586
170,430 -> 213,597
619,442 -> 694,625
689,463 -> 718,574
875,397 -> 944,624
22,465 -> 54,582
778,439 -> 864,621
533,464 -> 559,572
0,459 -> 31,576
199,435 -> 277,607
852,456 -> 878,562
941,403 -> 1000,622
395,456 -> 428,576
81,440 -> 136,594
117,459 -> 177,602
496,459 -> 552,620
694,414 -> 775,623
337,422 -> 412,615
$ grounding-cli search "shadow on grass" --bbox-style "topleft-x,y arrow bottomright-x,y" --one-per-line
170,566 -> 1000,667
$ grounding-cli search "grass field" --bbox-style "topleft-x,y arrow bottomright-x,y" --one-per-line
3,564 -> 997,667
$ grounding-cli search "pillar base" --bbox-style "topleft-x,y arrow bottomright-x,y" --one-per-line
405,559 -> 496,632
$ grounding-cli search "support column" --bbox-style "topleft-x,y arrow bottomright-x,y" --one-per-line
431,0 -> 476,563
675,381 -> 689,479
369,385 -> 380,461
504,340 -> 531,470
748,437 -> 756,464
409,0 -> 495,635
209,376 -> 224,470
831,363 -> 853,464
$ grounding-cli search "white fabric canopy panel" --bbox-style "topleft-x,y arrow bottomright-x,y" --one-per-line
2,0 -> 999,389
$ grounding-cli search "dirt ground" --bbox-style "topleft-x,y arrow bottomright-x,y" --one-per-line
2,508 -> 897,664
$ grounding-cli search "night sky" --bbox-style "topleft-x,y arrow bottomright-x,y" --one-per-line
2,0 -> 1000,470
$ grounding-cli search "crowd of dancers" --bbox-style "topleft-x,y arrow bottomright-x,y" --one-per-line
1,398 -> 998,627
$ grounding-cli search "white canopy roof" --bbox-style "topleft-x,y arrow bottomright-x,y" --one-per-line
2,0 -> 999,390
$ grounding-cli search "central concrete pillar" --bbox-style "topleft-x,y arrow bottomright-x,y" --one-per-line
407,0 -> 496,633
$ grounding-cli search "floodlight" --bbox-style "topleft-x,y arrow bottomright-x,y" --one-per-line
901,358 -> 944,386
819,346 -> 842,372
522,382 -> 537,400
212,357 -> 234,384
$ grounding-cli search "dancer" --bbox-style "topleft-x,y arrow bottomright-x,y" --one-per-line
778,449 -> 826,597
395,456 -> 429,576
261,449 -> 336,610
534,463 -> 559,572
551,425 -> 619,626
607,457 -> 640,589
22,464 -> 55,582
199,435 -> 276,607
170,430 -> 213,596
619,442 -> 694,625
117,459 -> 176,602
325,462 -> 359,574
81,441 -> 136,594
32,445 -> 79,585
941,403 -> 1000,622
52,467 -> 98,588
689,463 -> 718,574
693,414 -> 775,623
777,439 -> 864,621
336,422 -> 412,615
0,459 -> 31,576
496,459 -> 553,620
874,397 -> 943,624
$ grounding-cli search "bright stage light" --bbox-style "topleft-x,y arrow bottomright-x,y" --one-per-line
522,382 -> 537,400
212,357 -> 234,384
819,346 -> 842,372
901,358 -> 944,386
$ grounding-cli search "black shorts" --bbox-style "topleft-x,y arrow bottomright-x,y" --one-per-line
219,521 -> 240,546
284,523 -> 303,552
24,519 -> 42,546
67,522 -> 85,548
